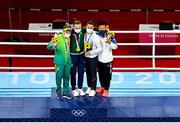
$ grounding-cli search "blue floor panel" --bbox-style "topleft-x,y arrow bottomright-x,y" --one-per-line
0,97 -> 50,118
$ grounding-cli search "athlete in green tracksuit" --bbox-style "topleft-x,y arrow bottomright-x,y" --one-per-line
47,24 -> 72,100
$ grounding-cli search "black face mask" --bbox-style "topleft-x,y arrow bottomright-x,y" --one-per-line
99,30 -> 107,37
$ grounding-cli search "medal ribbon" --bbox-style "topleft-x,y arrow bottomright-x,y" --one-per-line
73,34 -> 80,48
84,33 -> 93,44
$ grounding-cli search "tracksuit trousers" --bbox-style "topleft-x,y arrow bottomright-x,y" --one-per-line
55,63 -> 71,94
97,61 -> 112,90
70,54 -> 85,90
85,56 -> 98,90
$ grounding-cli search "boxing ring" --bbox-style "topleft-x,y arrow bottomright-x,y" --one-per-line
1,29 -> 180,121
1,29 -> 180,96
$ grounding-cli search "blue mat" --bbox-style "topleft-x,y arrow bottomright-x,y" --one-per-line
1,72 -> 180,97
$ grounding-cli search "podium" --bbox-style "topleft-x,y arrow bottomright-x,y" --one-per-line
49,88 -> 180,121
50,88 -> 107,121
1,88 -> 180,121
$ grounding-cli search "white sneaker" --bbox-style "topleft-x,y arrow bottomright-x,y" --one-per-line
78,89 -> 85,96
85,87 -> 91,95
72,89 -> 79,96
89,90 -> 96,97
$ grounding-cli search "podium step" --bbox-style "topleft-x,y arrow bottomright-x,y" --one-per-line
50,88 -> 107,121
50,88 -> 180,121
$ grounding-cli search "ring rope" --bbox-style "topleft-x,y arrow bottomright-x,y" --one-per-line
0,29 -> 180,70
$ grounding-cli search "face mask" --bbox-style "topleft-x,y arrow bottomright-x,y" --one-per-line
99,30 -> 107,37
86,28 -> 93,33
64,34 -> 70,38
74,29 -> 81,33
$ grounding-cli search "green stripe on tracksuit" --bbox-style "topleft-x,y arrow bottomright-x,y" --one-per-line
47,34 -> 72,94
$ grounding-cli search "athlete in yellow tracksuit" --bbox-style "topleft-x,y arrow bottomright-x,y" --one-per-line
47,24 -> 72,100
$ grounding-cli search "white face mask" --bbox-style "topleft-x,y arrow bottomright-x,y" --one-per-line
86,28 -> 93,33
64,34 -> 70,38
74,29 -> 81,33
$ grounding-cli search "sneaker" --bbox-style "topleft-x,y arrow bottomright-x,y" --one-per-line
78,89 -> 85,96
96,87 -> 104,93
62,93 -> 73,100
85,87 -> 91,95
89,90 -> 96,97
72,89 -> 79,96
102,89 -> 109,97
57,94 -> 62,100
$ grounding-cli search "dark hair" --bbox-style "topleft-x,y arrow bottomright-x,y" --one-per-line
73,20 -> 81,25
98,21 -> 107,26
87,19 -> 95,25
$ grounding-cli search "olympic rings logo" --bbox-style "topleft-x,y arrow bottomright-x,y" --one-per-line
71,109 -> 86,117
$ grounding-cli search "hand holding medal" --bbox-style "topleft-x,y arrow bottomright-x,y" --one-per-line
85,50 -> 91,56
52,33 -> 58,43
51,33 -> 58,49
105,25 -> 114,44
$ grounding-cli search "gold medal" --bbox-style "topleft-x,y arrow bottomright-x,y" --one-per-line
104,38 -> 108,43
104,37 -> 111,43
52,37 -> 58,43
85,42 -> 91,49
76,47 -> 80,52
